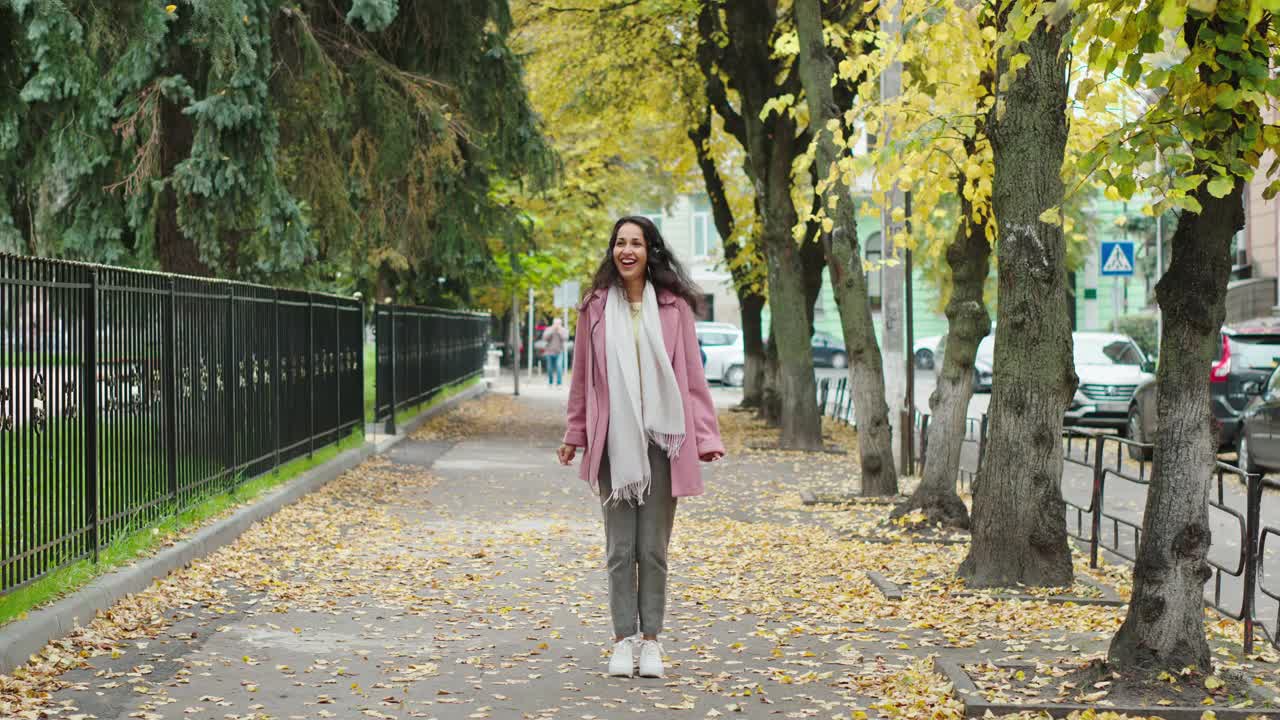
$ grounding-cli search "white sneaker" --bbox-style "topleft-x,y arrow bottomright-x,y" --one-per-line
637,639 -> 664,678
607,637 -> 636,677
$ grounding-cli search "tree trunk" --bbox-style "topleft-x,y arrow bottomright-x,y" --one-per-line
793,0 -> 897,492
801,227 -> 825,331
895,173 -> 990,525
687,111 -> 767,409
156,84 -> 211,277
958,9 -> 1074,588
740,294 -> 767,408
697,0 -> 823,449
1108,180 -> 1242,673
762,202 -> 823,448
761,324 -> 782,427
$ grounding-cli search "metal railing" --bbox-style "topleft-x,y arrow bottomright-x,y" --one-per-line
908,404 -> 1274,654
817,377 -> 854,425
373,305 -> 490,434
1,254 -> 364,595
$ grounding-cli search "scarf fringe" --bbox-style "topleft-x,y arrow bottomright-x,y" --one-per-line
605,470 -> 653,507
648,430 -> 685,460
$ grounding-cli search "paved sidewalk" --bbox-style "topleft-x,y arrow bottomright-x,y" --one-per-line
4,389 -> 1278,719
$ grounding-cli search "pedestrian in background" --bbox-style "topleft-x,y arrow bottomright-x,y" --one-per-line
542,317 -> 569,386
558,215 -> 725,679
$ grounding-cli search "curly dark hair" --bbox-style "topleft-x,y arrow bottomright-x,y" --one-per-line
586,215 -> 703,313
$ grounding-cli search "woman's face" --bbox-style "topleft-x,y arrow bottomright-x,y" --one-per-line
612,223 -> 648,284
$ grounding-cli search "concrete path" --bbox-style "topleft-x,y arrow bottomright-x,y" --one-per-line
28,391 -> 888,719
9,385 -> 1277,719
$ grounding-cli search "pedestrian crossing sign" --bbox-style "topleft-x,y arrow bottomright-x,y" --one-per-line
1100,241 -> 1135,277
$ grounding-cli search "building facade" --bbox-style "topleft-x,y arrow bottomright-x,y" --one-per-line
639,195 -> 740,325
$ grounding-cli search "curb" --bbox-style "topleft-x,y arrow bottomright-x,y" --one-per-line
865,571 -> 905,601
0,382 -> 487,676
866,571 -> 1125,607
933,658 -> 1274,719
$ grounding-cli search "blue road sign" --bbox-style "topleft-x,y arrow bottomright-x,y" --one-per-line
1100,241 -> 1135,277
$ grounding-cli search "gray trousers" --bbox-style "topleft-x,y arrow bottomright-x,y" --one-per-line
598,444 -> 678,637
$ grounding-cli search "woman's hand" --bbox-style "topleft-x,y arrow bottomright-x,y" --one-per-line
700,450 -> 724,463
558,444 -> 579,465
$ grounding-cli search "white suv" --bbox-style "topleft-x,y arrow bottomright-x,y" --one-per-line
696,322 -> 746,386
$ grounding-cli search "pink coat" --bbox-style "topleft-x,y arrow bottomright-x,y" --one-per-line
562,287 -> 725,498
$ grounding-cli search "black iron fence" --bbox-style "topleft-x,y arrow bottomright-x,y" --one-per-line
373,305 -> 490,434
815,381 -> 974,480
906,404 -> 1277,655
1058,431 -> 1271,655
1,254 -> 365,595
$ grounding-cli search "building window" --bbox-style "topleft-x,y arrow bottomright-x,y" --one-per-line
865,234 -> 882,311
698,293 -> 714,321
641,213 -> 663,233
691,212 -> 719,258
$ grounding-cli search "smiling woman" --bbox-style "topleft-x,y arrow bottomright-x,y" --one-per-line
557,215 -> 725,680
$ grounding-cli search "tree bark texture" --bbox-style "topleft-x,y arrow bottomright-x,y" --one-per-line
741,293 -> 767,408
156,83 -> 212,277
895,163 -> 991,524
959,10 -> 1074,587
794,0 -> 897,493
699,0 -> 823,449
688,111 -> 767,408
1108,180 -> 1242,673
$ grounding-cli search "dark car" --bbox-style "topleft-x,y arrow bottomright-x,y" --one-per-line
1238,369 -> 1280,475
811,331 -> 848,369
1127,319 -> 1280,461
934,334 -> 994,392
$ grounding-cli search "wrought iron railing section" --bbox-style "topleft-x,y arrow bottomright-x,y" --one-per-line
0,254 -> 363,595
373,305 -> 490,434
901,402 -> 1273,655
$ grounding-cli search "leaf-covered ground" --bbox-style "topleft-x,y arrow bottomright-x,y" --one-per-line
1,391 -> 1277,719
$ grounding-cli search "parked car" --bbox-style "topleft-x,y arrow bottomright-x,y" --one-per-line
811,331 -> 848,368
914,335 -> 943,370
933,334 -> 994,392
1128,319 -> 1280,461
1237,371 -> 1280,474
1065,332 -> 1154,431
696,322 -> 745,386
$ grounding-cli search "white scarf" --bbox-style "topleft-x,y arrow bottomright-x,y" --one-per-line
604,282 -> 685,506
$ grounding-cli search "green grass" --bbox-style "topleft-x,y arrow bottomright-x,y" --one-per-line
0,352 -> 80,366
0,429 -> 363,628
388,376 -> 483,430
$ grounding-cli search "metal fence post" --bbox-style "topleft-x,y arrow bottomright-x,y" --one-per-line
1242,472 -> 1262,654
164,278 -> 179,502
357,303 -> 366,438
273,289 -> 281,472
919,414 -> 930,472
900,408 -> 911,474
307,293 -> 315,458
419,312 -> 425,408
386,305 -> 397,435
85,269 -> 100,563
335,305 -> 342,440
226,285 -> 236,484
1089,435 -> 1106,568
976,413 -> 989,472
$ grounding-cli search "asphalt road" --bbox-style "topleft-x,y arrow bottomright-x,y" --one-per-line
707,365 -> 991,419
